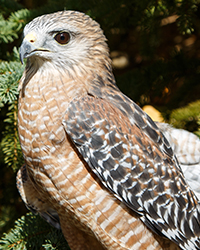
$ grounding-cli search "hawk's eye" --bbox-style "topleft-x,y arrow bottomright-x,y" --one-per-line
54,32 -> 70,44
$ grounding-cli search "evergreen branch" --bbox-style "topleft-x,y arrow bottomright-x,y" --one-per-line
0,57 -> 24,105
0,9 -> 30,43
0,48 -> 24,171
0,213 -> 70,250
1,103 -> 24,172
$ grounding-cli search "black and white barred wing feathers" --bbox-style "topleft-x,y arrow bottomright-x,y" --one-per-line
157,122 -> 200,200
156,122 -> 200,167
63,95 -> 200,250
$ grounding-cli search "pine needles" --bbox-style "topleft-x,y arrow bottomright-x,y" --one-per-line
0,213 -> 69,250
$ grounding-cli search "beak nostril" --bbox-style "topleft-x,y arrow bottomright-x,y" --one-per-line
24,33 -> 36,44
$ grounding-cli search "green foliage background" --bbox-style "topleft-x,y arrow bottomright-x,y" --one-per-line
0,0 -> 199,249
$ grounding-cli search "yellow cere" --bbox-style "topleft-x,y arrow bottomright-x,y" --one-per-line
25,32 -> 37,43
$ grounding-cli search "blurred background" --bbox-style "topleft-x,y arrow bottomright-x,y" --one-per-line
0,0 -> 199,249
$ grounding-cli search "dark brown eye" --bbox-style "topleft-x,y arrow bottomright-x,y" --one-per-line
54,32 -> 70,44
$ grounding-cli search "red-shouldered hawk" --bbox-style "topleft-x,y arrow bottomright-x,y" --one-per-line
17,10 -> 200,250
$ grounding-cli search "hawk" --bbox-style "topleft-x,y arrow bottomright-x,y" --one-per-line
17,11 -> 200,250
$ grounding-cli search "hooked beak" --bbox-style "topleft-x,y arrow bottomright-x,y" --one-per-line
19,32 -> 50,64
19,40 -> 37,64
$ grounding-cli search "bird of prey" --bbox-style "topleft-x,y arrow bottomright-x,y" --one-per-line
17,10 -> 200,250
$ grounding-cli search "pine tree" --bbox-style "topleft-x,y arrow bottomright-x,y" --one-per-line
0,0 -> 199,249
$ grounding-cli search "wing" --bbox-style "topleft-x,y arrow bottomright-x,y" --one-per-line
156,122 -> 200,166
156,122 -> 200,199
63,95 -> 200,249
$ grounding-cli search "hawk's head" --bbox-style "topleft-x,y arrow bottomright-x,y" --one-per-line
20,11 -> 110,71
